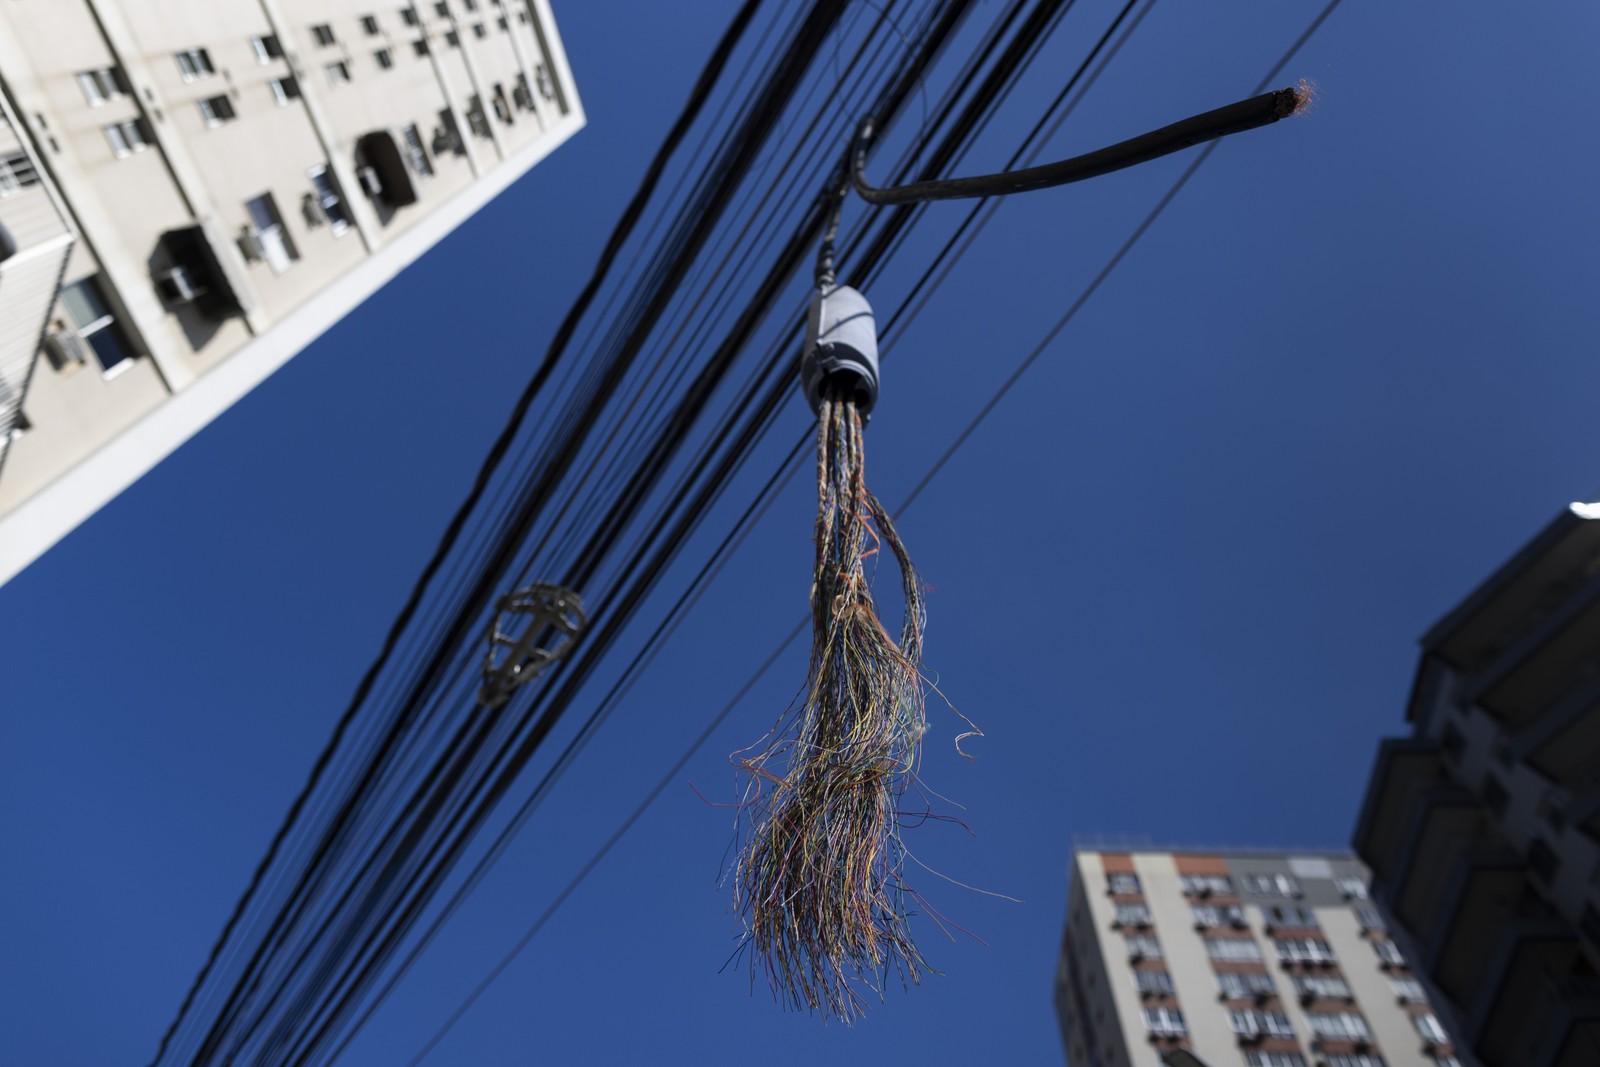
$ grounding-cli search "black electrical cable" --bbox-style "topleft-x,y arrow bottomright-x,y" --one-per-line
851,85 -> 1306,205
306,7 -> 1023,1051
172,0 -> 1126,1062
178,6 -> 915,1062
144,4 -> 772,1062
264,8 -> 992,1062
396,1 -> 1343,1053
283,2 -> 1068,1049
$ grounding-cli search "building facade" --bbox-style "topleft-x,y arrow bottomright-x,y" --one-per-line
1354,502 -> 1600,1067
1056,847 -> 1461,1067
0,0 -> 582,585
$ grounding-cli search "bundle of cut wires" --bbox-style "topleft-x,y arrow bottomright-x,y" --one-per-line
733,385 -> 933,1023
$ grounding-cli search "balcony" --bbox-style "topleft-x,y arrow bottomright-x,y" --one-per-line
1469,932 -> 1600,1067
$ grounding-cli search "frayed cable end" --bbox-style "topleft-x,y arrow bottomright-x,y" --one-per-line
1280,77 -> 1318,117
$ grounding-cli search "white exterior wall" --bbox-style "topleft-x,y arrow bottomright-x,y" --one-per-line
0,0 -> 583,584
1131,853 -> 1242,1067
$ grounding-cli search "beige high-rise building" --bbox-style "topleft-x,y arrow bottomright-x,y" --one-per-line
0,0 -> 582,585
1056,847 -> 1463,1067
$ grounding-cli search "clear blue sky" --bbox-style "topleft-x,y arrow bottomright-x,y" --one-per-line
5,1 -> 1600,1063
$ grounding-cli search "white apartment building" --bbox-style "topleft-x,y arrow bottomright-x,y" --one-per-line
1056,847 -> 1463,1067
0,0 -> 583,584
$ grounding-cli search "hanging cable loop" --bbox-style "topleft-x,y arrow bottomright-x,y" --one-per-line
850,84 -> 1309,206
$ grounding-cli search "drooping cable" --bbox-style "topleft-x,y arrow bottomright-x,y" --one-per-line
850,85 -> 1309,204
392,0 -> 1343,1051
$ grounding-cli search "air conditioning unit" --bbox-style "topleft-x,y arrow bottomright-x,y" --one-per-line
238,226 -> 267,261
154,264 -> 203,305
356,165 -> 383,197
44,328 -> 90,370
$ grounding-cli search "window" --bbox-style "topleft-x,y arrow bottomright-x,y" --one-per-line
307,166 -> 352,235
1305,1011 -> 1371,1041
1107,873 -> 1141,894
1124,935 -> 1161,960
1142,1008 -> 1186,1037
76,67 -> 125,105
1205,937 -> 1264,962
1244,873 -> 1301,898
1230,1010 -> 1294,1039
1530,838 -> 1560,885
1413,1013 -> 1449,1045
443,29 -> 459,46
1336,876 -> 1369,900
243,193 -> 298,273
1217,971 -> 1276,998
250,34 -> 282,63
462,0 -> 476,9
60,277 -> 135,373
434,1 -> 450,15
1246,1055 -> 1308,1067
496,15 -> 508,30
1372,939 -> 1404,965
1132,970 -> 1173,996
1482,774 -> 1510,818
1179,873 -> 1234,896
412,39 -> 430,57
0,151 -> 40,195
102,118 -> 151,158
401,7 -> 421,26
197,95 -> 237,126
324,60 -> 352,86
1390,976 -> 1426,1002
472,22 -> 487,38
434,108 -> 466,155
1325,1057 -> 1388,1067
466,94 -> 491,137
1192,904 -> 1245,927
1355,906 -> 1386,932
361,14 -> 381,34
374,48 -> 394,69
175,48 -> 216,80
400,123 -> 433,178
1114,903 -> 1152,927
1265,905 -> 1319,928
1293,974 -> 1352,1000
1275,937 -> 1335,964
311,24 -> 338,46
269,76 -> 300,106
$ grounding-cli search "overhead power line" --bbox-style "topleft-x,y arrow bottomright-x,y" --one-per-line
392,0 -> 1344,1055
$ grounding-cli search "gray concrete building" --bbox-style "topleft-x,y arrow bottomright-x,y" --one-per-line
1354,501 -> 1600,1067
0,0 -> 582,585
1056,847 -> 1461,1067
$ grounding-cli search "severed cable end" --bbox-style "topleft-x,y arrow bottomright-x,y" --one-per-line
1281,78 -> 1316,117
